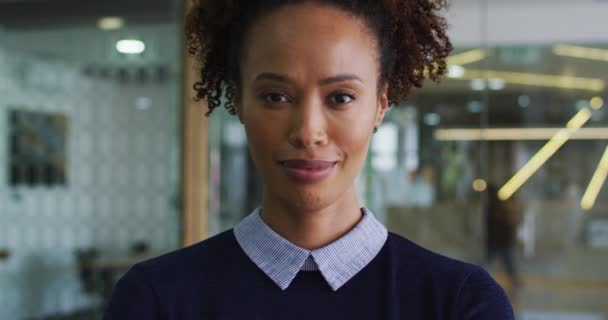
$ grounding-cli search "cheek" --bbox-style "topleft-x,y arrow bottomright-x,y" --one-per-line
344,131 -> 372,162
242,110 -> 281,164
333,105 -> 376,163
244,122 -> 269,156
333,119 -> 373,170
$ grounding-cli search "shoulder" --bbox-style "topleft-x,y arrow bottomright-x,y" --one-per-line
386,232 -> 479,277
136,229 -> 237,274
103,230 -> 238,319
386,232 -> 514,319
454,267 -> 515,319
126,229 -> 243,289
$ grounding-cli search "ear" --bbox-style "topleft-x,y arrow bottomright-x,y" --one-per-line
374,83 -> 389,128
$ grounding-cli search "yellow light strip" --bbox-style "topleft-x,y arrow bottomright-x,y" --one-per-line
581,146 -> 608,210
498,108 -> 593,200
435,127 -> 608,141
459,70 -> 604,92
447,49 -> 487,66
554,44 -> 608,63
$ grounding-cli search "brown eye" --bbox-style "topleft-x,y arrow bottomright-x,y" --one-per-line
263,93 -> 289,103
330,93 -> 355,105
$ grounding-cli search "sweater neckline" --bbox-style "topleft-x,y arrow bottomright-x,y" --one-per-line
233,207 -> 388,291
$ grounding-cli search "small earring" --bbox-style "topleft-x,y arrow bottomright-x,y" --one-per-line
373,127 -> 378,134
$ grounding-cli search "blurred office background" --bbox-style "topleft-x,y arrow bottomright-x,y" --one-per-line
0,0 -> 185,319
1,0 -> 607,319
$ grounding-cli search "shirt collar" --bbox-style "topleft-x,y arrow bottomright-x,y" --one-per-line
233,207 -> 388,291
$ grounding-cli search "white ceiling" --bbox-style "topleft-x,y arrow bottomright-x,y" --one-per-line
0,0 -> 607,67
448,1 -> 608,46
0,23 -> 180,68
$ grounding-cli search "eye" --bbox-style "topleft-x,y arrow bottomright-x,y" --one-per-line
330,93 -> 356,105
262,92 -> 290,104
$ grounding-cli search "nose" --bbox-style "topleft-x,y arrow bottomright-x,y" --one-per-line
287,98 -> 328,149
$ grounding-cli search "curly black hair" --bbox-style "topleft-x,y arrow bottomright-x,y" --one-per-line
186,0 -> 452,116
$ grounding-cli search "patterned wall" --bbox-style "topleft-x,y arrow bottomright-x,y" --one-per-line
0,47 -> 181,319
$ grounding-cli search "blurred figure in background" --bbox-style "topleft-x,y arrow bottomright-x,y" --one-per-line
403,165 -> 436,208
485,183 -> 522,291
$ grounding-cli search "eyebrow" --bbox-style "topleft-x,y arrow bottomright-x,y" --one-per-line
254,73 -> 363,86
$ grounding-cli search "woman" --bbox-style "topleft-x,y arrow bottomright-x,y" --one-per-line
104,0 -> 514,319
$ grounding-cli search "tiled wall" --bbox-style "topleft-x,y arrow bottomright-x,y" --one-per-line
0,48 -> 181,319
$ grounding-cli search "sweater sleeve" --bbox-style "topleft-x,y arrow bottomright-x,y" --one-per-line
454,267 -> 515,320
103,264 -> 161,320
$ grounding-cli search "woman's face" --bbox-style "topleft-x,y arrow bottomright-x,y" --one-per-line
236,3 -> 388,211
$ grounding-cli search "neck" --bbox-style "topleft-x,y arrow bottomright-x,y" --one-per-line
260,185 -> 363,250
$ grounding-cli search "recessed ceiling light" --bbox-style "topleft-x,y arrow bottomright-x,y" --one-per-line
98,17 -> 124,30
448,65 -> 465,78
472,179 -> 487,192
116,39 -> 145,54
488,78 -> 506,91
590,96 -> 605,110
135,97 -> 152,110
470,79 -> 486,91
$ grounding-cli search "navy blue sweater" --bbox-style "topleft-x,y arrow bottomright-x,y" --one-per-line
104,230 -> 514,319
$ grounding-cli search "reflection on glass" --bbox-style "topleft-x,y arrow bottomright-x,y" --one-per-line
377,39 -> 608,317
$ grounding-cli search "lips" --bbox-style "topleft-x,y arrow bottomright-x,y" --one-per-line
280,159 -> 336,169
279,159 -> 337,183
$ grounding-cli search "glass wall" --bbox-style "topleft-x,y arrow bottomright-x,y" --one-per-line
376,1 -> 608,318
208,0 -> 608,318
0,1 -> 183,318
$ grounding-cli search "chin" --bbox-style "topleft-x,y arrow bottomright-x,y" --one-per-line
265,168 -> 353,212
279,186 -> 335,212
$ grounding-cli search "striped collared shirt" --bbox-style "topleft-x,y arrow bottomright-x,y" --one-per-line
233,207 -> 388,291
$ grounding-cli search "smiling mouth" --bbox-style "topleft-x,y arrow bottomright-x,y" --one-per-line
278,159 -> 337,183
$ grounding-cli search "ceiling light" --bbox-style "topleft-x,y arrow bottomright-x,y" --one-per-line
116,39 -> 145,54
435,127 -> 608,141
447,49 -> 487,66
488,78 -> 506,90
470,79 -> 486,91
456,69 -> 604,92
581,146 -> 608,211
498,108 -> 593,200
553,44 -> 608,62
448,65 -> 465,78
590,96 -> 605,110
472,179 -> 487,192
98,17 -> 124,30
135,97 -> 152,110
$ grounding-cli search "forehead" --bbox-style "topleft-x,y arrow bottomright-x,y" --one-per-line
240,3 -> 380,82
